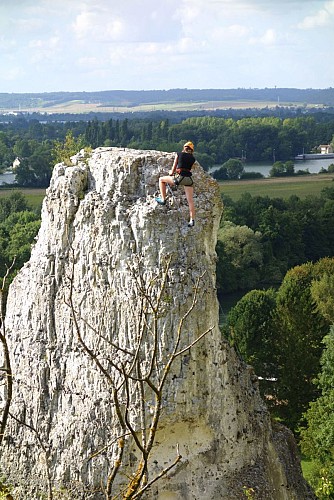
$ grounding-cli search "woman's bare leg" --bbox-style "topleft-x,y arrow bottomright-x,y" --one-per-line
184,186 -> 195,220
158,175 -> 175,200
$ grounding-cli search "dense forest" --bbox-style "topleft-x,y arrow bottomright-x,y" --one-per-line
1,110 -> 334,498
1,111 -> 334,186
217,187 -> 334,295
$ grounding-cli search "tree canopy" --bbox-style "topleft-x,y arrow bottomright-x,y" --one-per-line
217,188 -> 334,295
224,258 -> 334,432
0,192 -> 41,279
300,328 -> 334,499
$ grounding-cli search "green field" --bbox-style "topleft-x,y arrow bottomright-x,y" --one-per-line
0,188 -> 46,211
219,173 -> 334,201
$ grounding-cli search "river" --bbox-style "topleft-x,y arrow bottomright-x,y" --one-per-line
212,157 -> 334,178
0,171 -> 16,186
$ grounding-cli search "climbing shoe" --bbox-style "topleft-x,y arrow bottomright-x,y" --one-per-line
188,219 -> 195,227
155,197 -> 166,205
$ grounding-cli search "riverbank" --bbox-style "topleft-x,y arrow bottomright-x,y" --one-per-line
211,157 -> 334,178
295,153 -> 334,160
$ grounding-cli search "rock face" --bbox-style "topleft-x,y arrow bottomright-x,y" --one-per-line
2,147 -> 313,499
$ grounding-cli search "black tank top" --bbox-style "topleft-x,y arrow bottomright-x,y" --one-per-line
176,152 -> 195,176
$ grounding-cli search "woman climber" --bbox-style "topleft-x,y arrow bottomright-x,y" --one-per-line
155,141 -> 196,227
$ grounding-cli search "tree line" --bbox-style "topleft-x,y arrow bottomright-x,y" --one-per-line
1,113 -> 334,187
216,187 -> 334,296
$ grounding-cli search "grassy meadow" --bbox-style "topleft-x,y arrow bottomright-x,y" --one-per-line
219,173 -> 334,201
0,188 -> 46,211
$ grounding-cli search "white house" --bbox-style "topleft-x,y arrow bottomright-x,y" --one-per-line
12,157 -> 21,169
318,144 -> 334,154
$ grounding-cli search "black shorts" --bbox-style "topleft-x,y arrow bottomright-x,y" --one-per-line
174,174 -> 193,187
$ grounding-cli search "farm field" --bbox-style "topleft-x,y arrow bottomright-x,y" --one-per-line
0,188 -> 46,210
4,99 -> 307,115
219,173 -> 334,200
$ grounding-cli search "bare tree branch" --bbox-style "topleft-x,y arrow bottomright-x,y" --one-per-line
65,250 -> 214,499
87,432 -> 131,462
0,258 -> 16,449
132,445 -> 182,500
174,327 -> 214,358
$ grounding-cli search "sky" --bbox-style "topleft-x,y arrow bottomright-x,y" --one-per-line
0,0 -> 333,93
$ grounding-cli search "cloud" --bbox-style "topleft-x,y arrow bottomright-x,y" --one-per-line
210,24 -> 250,44
298,9 -> 329,28
29,36 -> 60,49
72,9 -> 125,42
71,1 -> 181,45
0,0 -> 333,92
249,28 -> 277,45
1,66 -> 25,82
27,35 -> 61,64
16,17 -> 45,32
297,0 -> 334,28
0,36 -> 16,51
102,35 -> 206,69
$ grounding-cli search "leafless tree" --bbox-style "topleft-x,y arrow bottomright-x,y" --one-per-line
66,252 -> 214,499
0,259 -> 15,449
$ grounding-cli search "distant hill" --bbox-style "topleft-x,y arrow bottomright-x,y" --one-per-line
1,88 -> 334,113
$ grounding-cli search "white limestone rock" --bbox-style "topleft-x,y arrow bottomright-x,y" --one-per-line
1,147 -> 314,499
